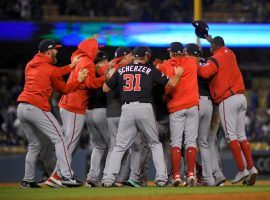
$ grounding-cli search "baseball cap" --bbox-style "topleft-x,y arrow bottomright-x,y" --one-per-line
185,43 -> 201,57
167,42 -> 184,54
94,51 -> 108,64
132,46 -> 151,58
192,20 -> 209,39
114,47 -> 132,58
38,39 -> 62,52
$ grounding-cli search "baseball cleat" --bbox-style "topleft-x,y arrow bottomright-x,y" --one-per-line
215,176 -> 226,186
45,178 -> 61,188
20,181 -> 41,188
231,169 -> 249,184
172,174 -> 181,187
187,175 -> 197,187
114,182 -> 126,187
46,172 -> 65,188
102,182 -> 113,187
85,180 -> 101,187
243,167 -> 258,186
61,176 -> 83,187
127,179 -> 141,187
172,178 -> 181,187
156,180 -> 167,187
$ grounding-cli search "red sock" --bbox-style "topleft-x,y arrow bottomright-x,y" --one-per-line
229,140 -> 245,171
171,147 -> 181,177
186,147 -> 197,176
240,140 -> 254,170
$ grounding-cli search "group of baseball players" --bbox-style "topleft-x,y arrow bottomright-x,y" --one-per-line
17,21 -> 258,188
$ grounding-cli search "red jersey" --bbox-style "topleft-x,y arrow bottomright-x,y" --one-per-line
197,46 -> 245,104
159,56 -> 199,113
59,38 -> 105,114
17,53 -> 80,111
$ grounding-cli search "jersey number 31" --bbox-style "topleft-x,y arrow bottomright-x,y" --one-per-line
123,74 -> 141,92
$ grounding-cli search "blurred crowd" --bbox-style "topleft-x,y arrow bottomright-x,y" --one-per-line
0,69 -> 270,152
245,90 -> 270,144
0,0 -> 269,22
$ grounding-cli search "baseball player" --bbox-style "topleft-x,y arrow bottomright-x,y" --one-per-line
102,46 -> 184,187
153,62 -> 172,184
17,39 -> 88,188
198,35 -> 258,185
184,43 -> 217,186
85,51 -> 109,187
47,38 -> 105,187
159,42 -> 199,187
103,47 -> 145,187
208,105 -> 227,186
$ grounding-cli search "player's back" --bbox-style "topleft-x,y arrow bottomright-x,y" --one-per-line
117,64 -> 155,103
109,63 -> 168,104
163,56 -> 199,113
17,53 -> 55,111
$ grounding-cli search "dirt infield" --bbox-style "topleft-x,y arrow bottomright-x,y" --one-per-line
87,193 -> 270,200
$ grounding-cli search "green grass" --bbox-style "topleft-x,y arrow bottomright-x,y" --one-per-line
0,185 -> 270,200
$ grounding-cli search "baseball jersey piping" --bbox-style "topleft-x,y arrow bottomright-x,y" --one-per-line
67,113 -> 77,150
222,101 -> 229,139
42,110 -> 73,177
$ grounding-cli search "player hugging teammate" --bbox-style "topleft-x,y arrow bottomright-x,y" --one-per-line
18,22 -> 258,189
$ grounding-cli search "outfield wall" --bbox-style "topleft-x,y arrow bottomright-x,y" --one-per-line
1,150 -> 269,183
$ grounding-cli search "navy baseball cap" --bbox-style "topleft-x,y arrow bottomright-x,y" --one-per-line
185,43 -> 201,57
132,46 -> 151,57
167,42 -> 184,53
114,47 -> 132,58
192,20 -> 209,39
38,39 -> 62,52
94,51 -> 108,64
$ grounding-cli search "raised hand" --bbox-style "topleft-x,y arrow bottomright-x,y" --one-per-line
77,69 -> 89,82
70,55 -> 82,69
174,66 -> 184,77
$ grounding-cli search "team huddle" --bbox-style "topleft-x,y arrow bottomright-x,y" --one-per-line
17,22 -> 258,188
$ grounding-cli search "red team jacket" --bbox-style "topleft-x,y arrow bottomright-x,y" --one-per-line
59,38 -> 105,114
159,56 -> 199,113
197,46 -> 245,104
17,53 -> 80,111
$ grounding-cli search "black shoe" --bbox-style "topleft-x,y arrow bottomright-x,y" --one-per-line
61,177 -> 83,187
20,181 -> 41,188
37,173 -> 49,186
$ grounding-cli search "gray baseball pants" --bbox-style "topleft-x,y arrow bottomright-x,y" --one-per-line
197,97 -> 215,185
104,117 -> 130,182
170,106 -> 199,149
103,103 -> 168,184
208,105 -> 225,180
36,134 -> 56,176
219,94 -> 247,142
17,103 -> 73,181
54,108 -> 85,175
85,108 -> 109,182
105,117 -> 145,183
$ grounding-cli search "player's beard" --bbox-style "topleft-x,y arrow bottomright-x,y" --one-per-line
51,53 -> 57,64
